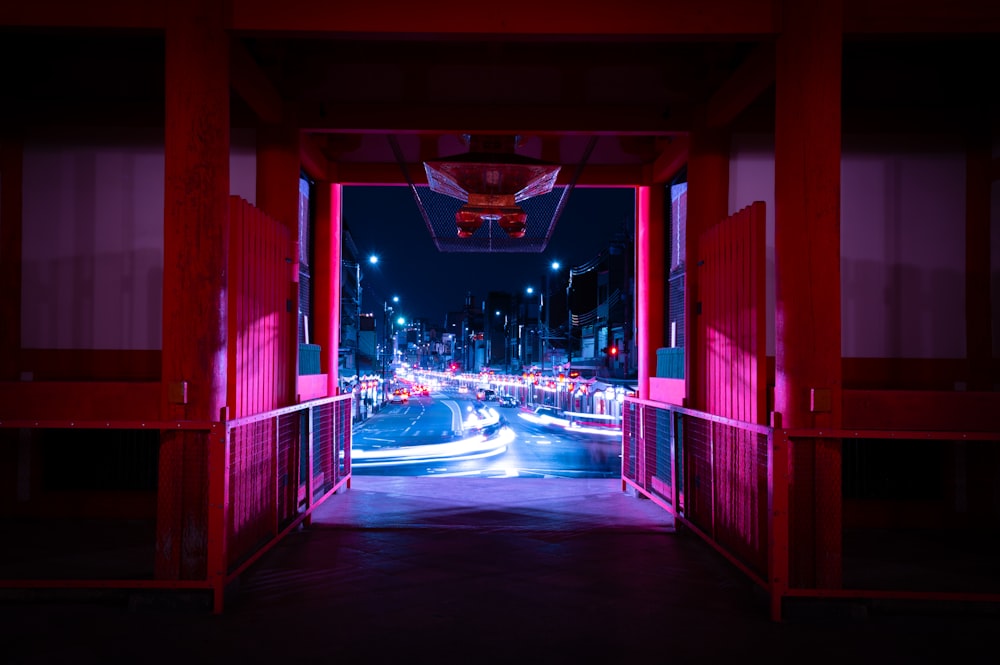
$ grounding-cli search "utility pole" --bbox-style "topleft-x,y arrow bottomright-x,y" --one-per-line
566,269 -> 572,376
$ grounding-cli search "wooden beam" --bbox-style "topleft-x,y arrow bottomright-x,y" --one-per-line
230,39 -> 284,125
3,1 -> 999,36
706,42 -> 775,128
296,102 -> 691,135
647,135 -> 690,184
300,132 -> 331,182
229,0 -> 777,36
843,0 -> 1000,33
330,161 -> 647,187
0,0 -> 165,28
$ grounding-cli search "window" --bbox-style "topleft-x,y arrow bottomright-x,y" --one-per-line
298,173 -> 315,345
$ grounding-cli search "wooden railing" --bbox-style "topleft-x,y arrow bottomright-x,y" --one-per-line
0,394 -> 352,613
623,396 -> 1000,621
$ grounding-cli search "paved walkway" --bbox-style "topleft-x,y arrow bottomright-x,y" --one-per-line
2,476 -> 997,664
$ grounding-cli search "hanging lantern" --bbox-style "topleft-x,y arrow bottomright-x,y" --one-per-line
424,135 -> 560,239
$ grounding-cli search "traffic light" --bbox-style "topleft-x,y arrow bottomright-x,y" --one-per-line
608,345 -> 618,357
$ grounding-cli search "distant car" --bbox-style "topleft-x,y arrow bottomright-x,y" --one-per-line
457,385 -> 469,394
498,394 -> 517,407
390,389 -> 408,404
520,405 -> 569,428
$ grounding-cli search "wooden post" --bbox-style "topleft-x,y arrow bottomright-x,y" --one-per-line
314,182 -> 342,397
774,0 -> 844,590
636,185 -> 665,400
159,0 -> 230,580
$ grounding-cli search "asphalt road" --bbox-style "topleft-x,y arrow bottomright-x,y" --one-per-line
351,388 -> 621,478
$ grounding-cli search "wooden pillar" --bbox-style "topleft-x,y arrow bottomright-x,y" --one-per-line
774,0 -> 843,589
159,0 -> 230,580
685,124 -> 730,412
0,136 -> 23,380
314,182 -> 343,397
636,185 -> 665,399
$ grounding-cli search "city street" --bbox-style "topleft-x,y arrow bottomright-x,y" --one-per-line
351,387 -> 621,478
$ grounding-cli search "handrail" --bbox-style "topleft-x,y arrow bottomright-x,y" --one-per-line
622,395 -> 1000,621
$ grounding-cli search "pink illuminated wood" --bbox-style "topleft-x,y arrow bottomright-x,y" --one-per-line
256,125 -> 300,407
228,198 -> 293,419
636,185 -> 665,399
686,125 -> 730,411
312,183 -> 342,397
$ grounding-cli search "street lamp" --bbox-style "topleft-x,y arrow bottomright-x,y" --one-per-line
341,260 -> 363,375
525,287 -> 536,368
542,260 -> 560,375
342,254 -> 379,375
382,295 -> 399,395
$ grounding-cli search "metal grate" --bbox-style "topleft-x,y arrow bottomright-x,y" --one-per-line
410,184 -> 567,253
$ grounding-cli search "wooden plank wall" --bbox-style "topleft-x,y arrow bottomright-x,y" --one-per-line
228,197 -> 293,419
699,201 -> 767,424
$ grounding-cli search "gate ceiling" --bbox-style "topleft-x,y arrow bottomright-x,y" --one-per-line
1,11 -> 991,251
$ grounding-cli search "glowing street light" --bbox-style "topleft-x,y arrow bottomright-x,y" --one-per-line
542,260 -> 560,375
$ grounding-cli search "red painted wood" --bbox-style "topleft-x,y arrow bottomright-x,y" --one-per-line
649,377 -> 685,405
227,198 -> 293,419
773,3 -> 843,430
750,204 -> 764,424
686,126 -> 730,412
774,0 -> 844,591
841,357 -> 994,391
636,185 -> 664,400
159,0 -> 230,581
228,0 -> 776,36
843,390 -> 1000,432
256,125 -> 300,406
965,121 -> 992,391
257,205 -> 266,413
699,203 -> 766,424
16,349 -> 160,382
0,138 -> 23,381
0,381 -> 160,420
311,182 -> 341,397
227,199 -> 240,420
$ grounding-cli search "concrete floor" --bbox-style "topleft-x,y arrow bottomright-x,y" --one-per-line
2,476 -> 998,664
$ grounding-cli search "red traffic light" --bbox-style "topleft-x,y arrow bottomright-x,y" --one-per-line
608,346 -> 618,356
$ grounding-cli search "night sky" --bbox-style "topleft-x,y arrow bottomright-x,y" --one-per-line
342,185 -> 636,325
